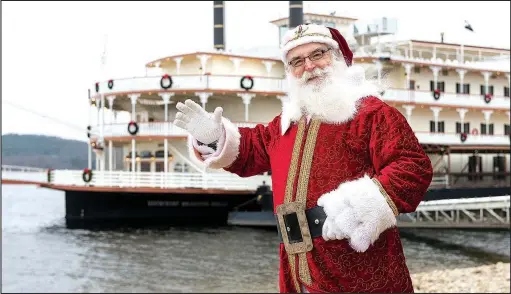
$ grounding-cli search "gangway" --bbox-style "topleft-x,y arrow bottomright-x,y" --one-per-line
398,196 -> 510,229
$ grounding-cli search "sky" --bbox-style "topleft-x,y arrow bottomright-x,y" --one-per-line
2,1 -> 510,142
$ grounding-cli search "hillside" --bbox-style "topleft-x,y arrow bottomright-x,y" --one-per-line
1,134 -> 96,169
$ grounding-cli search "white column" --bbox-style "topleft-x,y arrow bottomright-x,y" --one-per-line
460,44 -> 464,64
456,108 -> 468,126
481,71 -> 491,94
88,142 -> 92,170
374,60 -> 382,85
197,54 -> 211,75
506,74 -> 510,87
88,100 -> 92,170
402,105 -> 415,122
430,107 -> 442,131
129,94 -> 140,173
229,57 -> 244,74
482,110 -> 493,126
173,57 -> 183,75
106,95 -> 115,172
408,41 -> 413,59
96,100 -> 100,131
106,95 -> 116,128
159,92 -> 175,174
430,66 -> 441,90
195,92 -> 213,109
506,111 -> 510,121
403,63 -> 413,89
238,93 -> 256,121
152,61 -> 161,76
99,94 -> 105,172
262,61 -> 276,77
108,141 -> 113,172
456,69 -> 467,94
432,47 -> 437,60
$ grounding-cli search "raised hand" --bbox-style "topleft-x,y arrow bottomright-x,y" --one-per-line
174,99 -> 224,145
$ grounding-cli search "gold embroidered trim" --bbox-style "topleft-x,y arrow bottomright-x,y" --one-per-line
372,177 -> 399,216
282,118 -> 321,291
294,119 -> 321,286
288,255 -> 300,292
285,33 -> 334,46
284,117 -> 306,204
283,118 -> 306,292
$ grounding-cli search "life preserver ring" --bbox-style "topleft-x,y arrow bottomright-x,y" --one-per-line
460,132 -> 467,142
240,76 -> 254,91
95,82 -> 99,93
108,79 -> 114,89
82,168 -> 93,183
433,89 -> 441,100
128,121 -> 139,135
484,93 -> 492,104
471,128 -> 479,135
160,74 -> 173,89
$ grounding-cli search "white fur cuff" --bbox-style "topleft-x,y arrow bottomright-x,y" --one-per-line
317,174 -> 397,252
187,116 -> 241,170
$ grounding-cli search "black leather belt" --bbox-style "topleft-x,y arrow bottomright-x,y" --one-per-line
276,205 -> 327,244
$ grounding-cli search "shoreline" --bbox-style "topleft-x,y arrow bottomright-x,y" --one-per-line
411,262 -> 510,293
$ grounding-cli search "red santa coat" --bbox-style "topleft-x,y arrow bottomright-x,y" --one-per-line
190,96 -> 433,293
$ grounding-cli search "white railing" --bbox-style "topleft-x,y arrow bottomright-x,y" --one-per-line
2,165 -> 48,172
90,121 -> 263,138
399,195 -> 511,228
90,121 -> 508,146
91,74 -> 286,96
355,45 -> 510,73
415,132 -> 510,146
430,174 -> 449,188
51,169 -> 271,191
383,89 -> 510,110
2,165 -> 48,183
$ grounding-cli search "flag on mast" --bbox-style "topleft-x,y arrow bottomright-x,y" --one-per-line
464,20 -> 474,32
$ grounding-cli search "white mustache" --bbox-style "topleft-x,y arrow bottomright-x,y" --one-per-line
300,67 -> 330,84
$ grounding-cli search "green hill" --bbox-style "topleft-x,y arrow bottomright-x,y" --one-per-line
1,134 -> 96,169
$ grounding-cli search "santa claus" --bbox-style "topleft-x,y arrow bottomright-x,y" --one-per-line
174,23 -> 433,293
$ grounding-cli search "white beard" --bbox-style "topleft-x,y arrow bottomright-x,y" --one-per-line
281,57 -> 384,134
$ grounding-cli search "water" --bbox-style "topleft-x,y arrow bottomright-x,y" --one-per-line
2,185 -> 509,293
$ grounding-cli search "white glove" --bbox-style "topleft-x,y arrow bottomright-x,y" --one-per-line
174,99 -> 224,145
317,175 -> 397,252
318,190 -> 356,242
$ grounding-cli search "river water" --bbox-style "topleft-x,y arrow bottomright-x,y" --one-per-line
2,184 -> 509,293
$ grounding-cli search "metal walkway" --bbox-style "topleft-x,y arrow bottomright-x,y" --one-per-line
397,195 -> 510,229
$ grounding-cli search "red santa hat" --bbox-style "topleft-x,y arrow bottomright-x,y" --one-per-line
280,23 -> 353,67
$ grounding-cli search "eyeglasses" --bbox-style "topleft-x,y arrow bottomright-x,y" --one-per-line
288,48 -> 332,68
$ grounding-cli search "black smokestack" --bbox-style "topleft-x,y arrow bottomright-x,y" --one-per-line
289,1 -> 303,29
213,1 -> 225,50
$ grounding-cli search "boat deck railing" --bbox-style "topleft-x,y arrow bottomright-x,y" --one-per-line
2,166 -> 271,191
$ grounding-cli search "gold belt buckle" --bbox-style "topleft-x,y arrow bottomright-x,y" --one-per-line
276,202 -> 313,254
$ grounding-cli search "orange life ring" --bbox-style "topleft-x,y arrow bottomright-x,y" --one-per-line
471,128 -> 479,135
